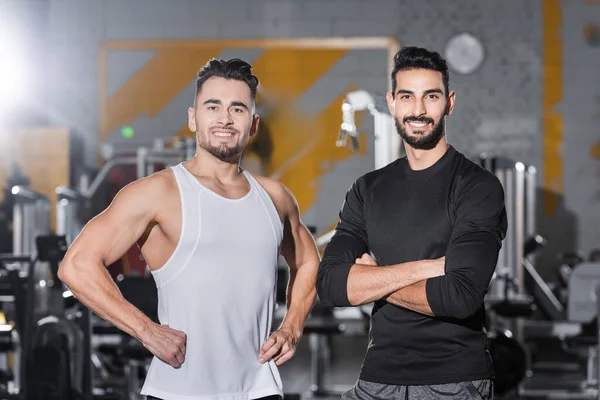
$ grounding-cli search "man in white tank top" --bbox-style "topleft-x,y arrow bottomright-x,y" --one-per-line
58,58 -> 321,400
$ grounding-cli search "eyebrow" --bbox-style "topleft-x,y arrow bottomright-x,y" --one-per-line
396,88 -> 445,96
203,98 -> 250,111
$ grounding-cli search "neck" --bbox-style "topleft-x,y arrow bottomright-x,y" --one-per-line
404,136 -> 449,171
185,147 -> 243,181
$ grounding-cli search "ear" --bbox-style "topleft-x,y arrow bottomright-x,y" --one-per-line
249,114 -> 260,138
188,106 -> 196,132
386,91 -> 395,115
446,90 -> 456,116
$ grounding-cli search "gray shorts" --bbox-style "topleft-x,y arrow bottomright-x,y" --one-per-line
342,379 -> 493,400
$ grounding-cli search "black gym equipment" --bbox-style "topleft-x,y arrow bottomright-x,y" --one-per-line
0,254 -> 38,399
556,252 -> 585,289
522,235 -> 567,322
35,235 -> 68,291
486,235 -> 545,322
272,301 -> 367,399
92,275 -> 158,399
590,249 -> 600,263
28,234 -> 90,400
484,235 -> 547,396
30,234 -> 150,399
488,330 -> 528,395
26,315 -> 83,400
0,234 -> 121,400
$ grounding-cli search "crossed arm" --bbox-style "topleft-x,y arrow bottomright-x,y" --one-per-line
354,253 -> 435,316
316,180 -> 443,313
317,176 -> 507,320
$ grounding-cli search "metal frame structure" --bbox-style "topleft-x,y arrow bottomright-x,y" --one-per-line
479,155 -> 537,305
11,186 -> 50,259
337,89 -> 400,170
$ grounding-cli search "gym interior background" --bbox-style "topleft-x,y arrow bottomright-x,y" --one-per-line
0,0 -> 599,399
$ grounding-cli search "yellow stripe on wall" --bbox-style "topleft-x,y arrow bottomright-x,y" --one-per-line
275,86 -> 368,213
249,49 -> 358,213
591,142 -> 600,160
250,48 -> 348,175
171,48 -> 349,155
102,47 -> 222,143
543,0 -> 563,216
252,48 -> 348,99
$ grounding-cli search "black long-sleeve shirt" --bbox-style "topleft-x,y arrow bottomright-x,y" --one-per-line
317,145 -> 507,385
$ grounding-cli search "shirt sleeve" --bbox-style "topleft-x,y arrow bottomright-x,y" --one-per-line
425,174 -> 508,319
316,178 -> 369,307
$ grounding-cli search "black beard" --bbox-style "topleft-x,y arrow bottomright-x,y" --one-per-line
200,141 -> 244,161
395,116 -> 445,150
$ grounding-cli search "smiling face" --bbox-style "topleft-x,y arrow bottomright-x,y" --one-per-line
188,76 -> 259,161
387,68 -> 455,150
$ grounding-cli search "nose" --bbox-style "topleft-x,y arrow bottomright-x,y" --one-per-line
216,108 -> 233,125
411,98 -> 426,117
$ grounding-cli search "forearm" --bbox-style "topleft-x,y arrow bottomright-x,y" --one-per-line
384,280 -> 434,316
347,260 -> 435,306
280,264 -> 317,337
59,256 -> 154,340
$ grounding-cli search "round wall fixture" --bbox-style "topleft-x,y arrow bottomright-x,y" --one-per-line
444,32 -> 485,75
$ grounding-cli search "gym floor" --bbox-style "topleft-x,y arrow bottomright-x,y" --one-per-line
279,334 -> 368,398
278,333 -> 595,400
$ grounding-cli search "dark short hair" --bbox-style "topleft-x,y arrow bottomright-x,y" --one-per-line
194,58 -> 259,104
391,46 -> 449,98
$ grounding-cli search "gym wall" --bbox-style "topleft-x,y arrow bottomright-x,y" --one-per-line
2,0 -> 599,278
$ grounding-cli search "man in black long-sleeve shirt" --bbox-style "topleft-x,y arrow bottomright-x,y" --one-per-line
317,47 -> 507,399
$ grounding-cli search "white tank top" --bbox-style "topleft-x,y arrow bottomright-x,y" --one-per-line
140,163 -> 284,400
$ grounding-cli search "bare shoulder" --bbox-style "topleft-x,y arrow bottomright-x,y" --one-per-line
147,168 -> 178,192
109,168 -> 177,213
253,175 -> 290,198
253,175 -> 298,217
119,169 -> 174,196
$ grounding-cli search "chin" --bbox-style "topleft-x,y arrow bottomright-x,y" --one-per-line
407,127 -> 431,136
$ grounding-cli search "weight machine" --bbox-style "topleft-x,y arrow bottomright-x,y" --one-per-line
514,262 -> 600,400
477,156 -> 600,399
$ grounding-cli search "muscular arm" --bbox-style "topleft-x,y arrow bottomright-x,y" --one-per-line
385,281 -> 433,316
318,179 -> 443,307
58,176 -> 166,341
277,185 -> 320,338
256,179 -> 319,365
347,260 -> 442,306
385,176 -> 507,319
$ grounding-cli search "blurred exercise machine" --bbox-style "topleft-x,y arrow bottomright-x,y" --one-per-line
478,155 -> 600,399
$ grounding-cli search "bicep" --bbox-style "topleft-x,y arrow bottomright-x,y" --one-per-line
445,230 -> 503,288
321,181 -> 369,265
426,187 -> 506,318
65,184 -> 157,266
320,229 -> 368,265
445,178 -> 507,287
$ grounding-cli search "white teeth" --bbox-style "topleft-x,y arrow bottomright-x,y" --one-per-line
408,121 -> 428,127
214,132 -> 233,137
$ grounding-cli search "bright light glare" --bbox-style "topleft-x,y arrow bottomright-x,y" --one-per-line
0,33 -> 26,119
